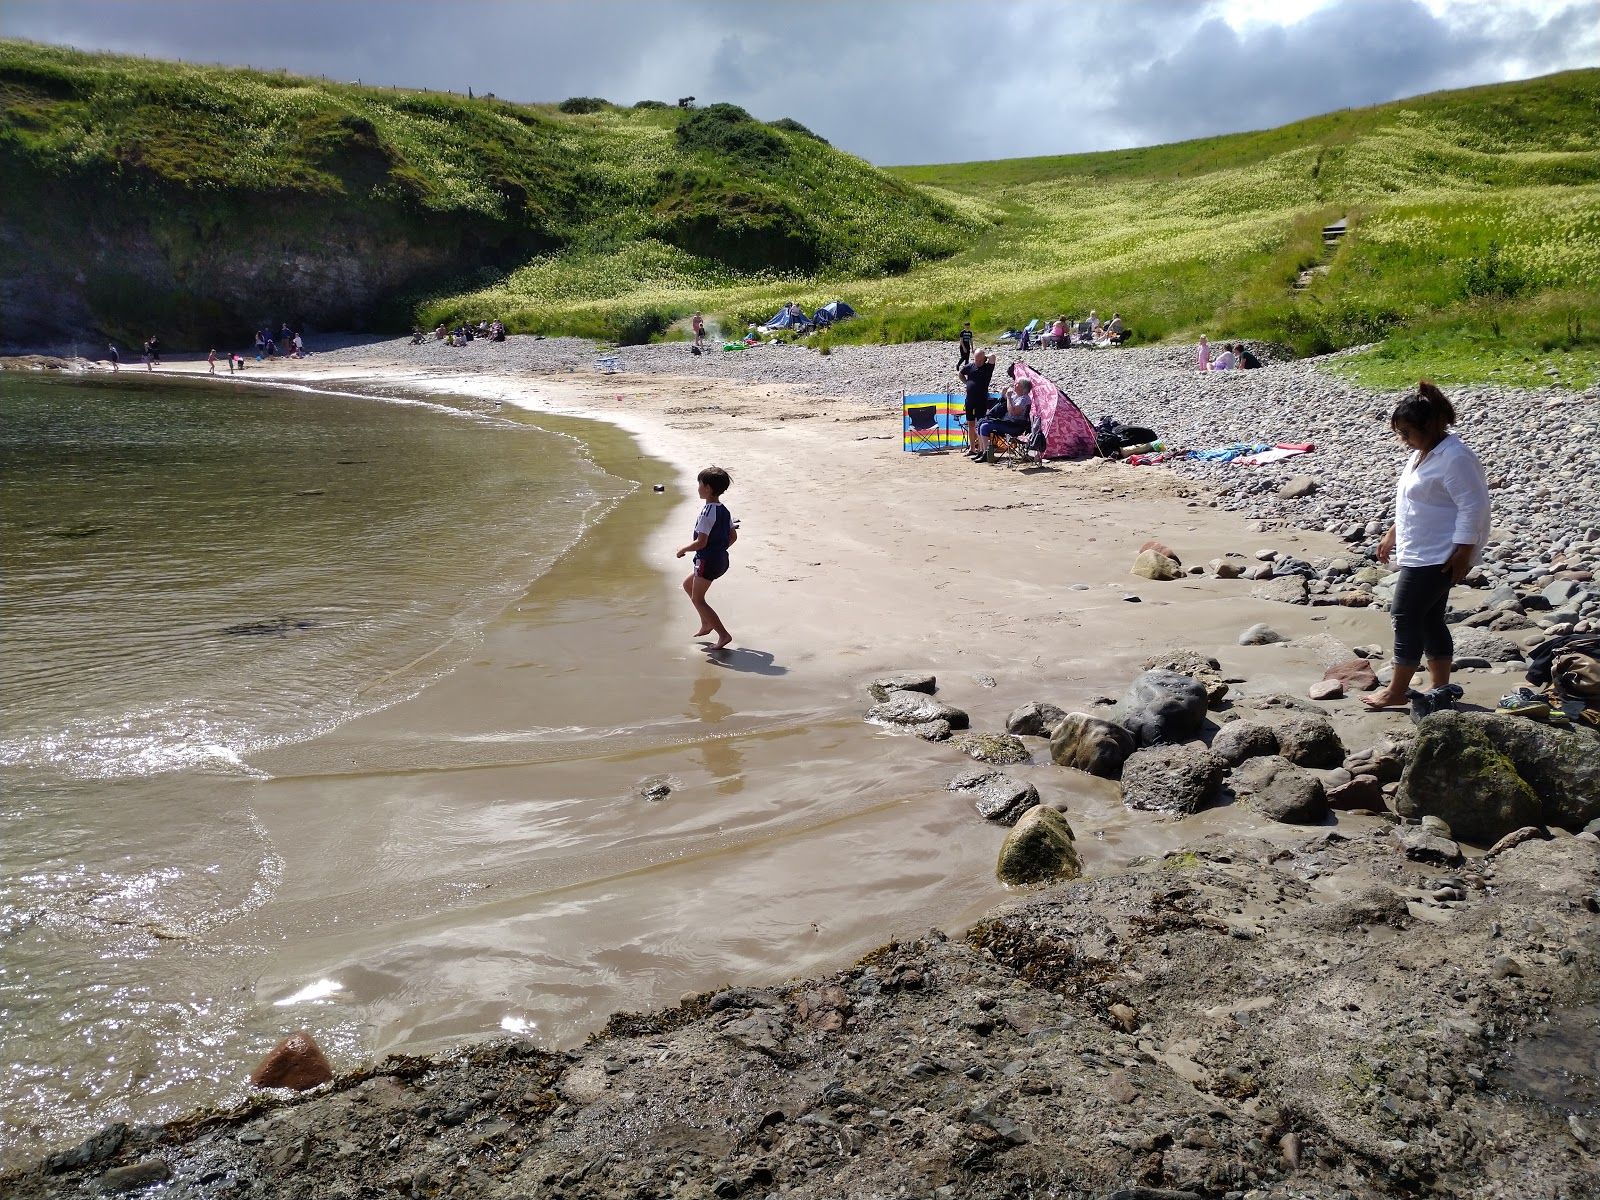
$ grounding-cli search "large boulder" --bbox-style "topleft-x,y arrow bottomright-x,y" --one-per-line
1049,713 -> 1135,778
1120,745 -> 1227,815
1393,712 -> 1541,844
1131,549 -> 1182,581
953,733 -> 1030,765
1230,756 -> 1329,824
1006,701 -> 1068,738
1459,714 -> 1600,832
996,806 -> 1082,885
948,767 -> 1040,825
1266,713 -> 1345,769
1210,721 -> 1279,766
1117,670 -> 1209,747
867,672 -> 937,702
867,692 -> 969,729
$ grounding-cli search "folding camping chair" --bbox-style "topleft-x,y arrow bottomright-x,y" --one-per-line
904,404 -> 942,453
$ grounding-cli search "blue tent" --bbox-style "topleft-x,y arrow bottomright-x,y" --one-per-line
761,305 -> 809,331
812,300 -> 857,327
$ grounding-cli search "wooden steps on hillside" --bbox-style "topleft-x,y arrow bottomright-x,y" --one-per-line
1295,217 -> 1348,290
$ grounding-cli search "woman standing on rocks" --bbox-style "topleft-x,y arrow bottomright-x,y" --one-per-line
1363,381 -> 1492,712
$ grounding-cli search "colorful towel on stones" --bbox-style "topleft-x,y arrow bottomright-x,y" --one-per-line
1238,442 -> 1316,466
1187,442 -> 1271,463
1010,362 -> 1099,460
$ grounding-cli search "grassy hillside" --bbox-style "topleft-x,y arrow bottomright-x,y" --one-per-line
3,41 -> 1597,388
0,41 -> 973,345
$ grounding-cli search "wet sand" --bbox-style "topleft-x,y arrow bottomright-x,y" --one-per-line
147,356 -> 1431,1050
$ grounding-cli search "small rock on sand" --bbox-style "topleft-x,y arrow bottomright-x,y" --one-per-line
1238,623 -> 1284,646
1308,679 -> 1344,700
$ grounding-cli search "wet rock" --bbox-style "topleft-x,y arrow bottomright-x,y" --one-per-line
100,1160 -> 171,1193
1049,712 -> 1134,778
1324,657 -> 1381,691
1250,575 -> 1308,605
867,671 -> 937,701
949,767 -> 1041,825
996,806 -> 1082,885
46,1124 -> 126,1173
1393,824 -> 1465,866
1238,622 -> 1284,645
1005,701 -> 1067,737
1117,670 -> 1209,747
1210,721 -> 1279,766
250,1031 -> 334,1091
953,732 -> 1030,765
1230,755 -> 1329,824
911,719 -> 951,742
1121,745 -> 1227,814
867,692 -> 969,729
1140,649 -> 1229,707
1267,713 -> 1345,769
1485,825 -> 1550,857
1327,774 -> 1384,810
1308,678 -> 1344,700
1345,739 -> 1408,784
1394,713 -> 1541,844
1132,549 -> 1182,581
637,775 -> 673,802
1471,713 -> 1600,832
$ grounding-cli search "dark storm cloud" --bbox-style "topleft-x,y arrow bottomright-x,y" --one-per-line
1,0 -> 1594,164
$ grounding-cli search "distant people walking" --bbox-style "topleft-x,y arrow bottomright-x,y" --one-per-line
254,330 -> 266,359
147,336 -> 160,365
208,348 -> 217,374
107,343 -> 119,372
1196,334 -> 1210,371
292,332 -> 304,358
957,320 -> 973,367
692,311 -> 706,348
141,339 -> 154,371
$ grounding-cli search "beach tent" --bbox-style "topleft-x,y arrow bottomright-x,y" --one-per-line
901,393 -> 967,452
760,306 -> 809,332
1012,362 -> 1099,460
812,300 -> 857,327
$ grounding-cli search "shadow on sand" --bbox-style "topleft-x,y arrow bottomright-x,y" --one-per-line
701,645 -> 787,675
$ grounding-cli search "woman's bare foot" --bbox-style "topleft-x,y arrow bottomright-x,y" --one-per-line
1361,687 -> 1411,711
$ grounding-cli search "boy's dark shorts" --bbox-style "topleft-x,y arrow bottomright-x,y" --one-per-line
694,553 -> 729,582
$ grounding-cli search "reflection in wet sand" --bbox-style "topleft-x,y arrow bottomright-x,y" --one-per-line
688,674 -> 743,794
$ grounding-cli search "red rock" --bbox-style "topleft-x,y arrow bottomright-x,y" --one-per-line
1327,774 -> 1383,810
249,1031 -> 333,1091
1138,540 -> 1182,566
1324,658 -> 1380,691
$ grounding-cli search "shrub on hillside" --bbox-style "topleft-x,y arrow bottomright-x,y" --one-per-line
676,104 -> 787,166
770,117 -> 828,145
558,96 -> 609,114
1461,241 -> 1529,300
632,99 -> 669,110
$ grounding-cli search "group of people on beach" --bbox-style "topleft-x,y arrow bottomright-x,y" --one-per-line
1196,334 -> 1261,370
417,319 -> 506,346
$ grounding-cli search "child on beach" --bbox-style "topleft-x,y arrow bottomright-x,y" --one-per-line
675,466 -> 737,650
208,348 -> 217,374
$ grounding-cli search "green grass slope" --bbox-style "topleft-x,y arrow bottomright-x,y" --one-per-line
0,41 -> 974,345
882,70 -> 1600,389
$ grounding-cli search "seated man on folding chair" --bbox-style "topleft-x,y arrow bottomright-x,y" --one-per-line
972,378 -> 1032,464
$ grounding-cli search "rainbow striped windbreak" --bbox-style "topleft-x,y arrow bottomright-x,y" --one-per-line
901,394 -> 967,451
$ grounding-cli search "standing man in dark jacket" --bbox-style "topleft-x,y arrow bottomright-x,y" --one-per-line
956,349 -> 995,458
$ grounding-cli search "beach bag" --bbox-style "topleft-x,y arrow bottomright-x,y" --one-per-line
1553,651 -> 1600,699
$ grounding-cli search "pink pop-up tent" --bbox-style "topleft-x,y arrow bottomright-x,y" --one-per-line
1010,362 -> 1100,460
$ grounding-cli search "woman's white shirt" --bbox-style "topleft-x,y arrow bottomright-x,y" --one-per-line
1393,433 -> 1491,567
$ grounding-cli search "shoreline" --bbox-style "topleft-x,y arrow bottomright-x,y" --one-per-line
4,343 -> 1598,1197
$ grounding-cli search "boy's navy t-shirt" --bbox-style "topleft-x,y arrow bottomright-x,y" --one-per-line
694,501 -> 732,561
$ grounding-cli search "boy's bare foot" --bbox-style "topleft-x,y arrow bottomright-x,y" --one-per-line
713,632 -> 733,650
693,626 -> 713,637
1361,687 -> 1410,711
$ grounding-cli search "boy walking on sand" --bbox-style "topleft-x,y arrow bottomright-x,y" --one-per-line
957,320 -> 973,367
676,466 -> 737,650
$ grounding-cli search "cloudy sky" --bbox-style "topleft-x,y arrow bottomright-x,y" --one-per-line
3,0 -> 1596,164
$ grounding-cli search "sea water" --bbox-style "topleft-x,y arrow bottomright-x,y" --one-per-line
0,372 -> 621,1165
